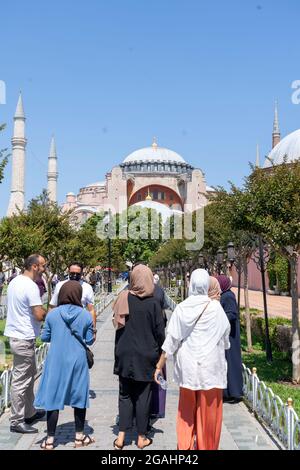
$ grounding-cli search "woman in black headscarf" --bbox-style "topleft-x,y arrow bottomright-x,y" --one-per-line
216,275 -> 243,402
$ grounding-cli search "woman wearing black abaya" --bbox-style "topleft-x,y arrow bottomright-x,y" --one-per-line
216,275 -> 243,402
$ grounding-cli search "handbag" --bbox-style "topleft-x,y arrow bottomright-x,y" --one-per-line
60,312 -> 94,369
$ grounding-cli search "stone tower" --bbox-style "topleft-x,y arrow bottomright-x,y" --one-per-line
7,93 -> 27,216
272,100 -> 281,149
47,135 -> 58,203
256,144 -> 260,168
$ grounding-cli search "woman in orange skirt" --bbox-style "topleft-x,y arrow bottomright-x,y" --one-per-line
155,271 -> 230,450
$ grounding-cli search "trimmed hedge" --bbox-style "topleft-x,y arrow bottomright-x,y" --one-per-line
241,313 -> 292,354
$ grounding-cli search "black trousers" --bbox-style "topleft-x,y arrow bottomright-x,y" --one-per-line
47,408 -> 86,437
118,377 -> 152,435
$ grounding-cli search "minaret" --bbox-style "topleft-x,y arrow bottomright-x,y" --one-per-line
47,135 -> 58,203
272,100 -> 281,149
7,93 -> 27,216
255,144 -> 260,168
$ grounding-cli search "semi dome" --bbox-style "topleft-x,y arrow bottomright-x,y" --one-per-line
132,200 -> 183,222
123,141 -> 186,164
264,129 -> 300,168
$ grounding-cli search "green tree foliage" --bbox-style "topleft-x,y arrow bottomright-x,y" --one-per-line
0,191 -> 74,286
214,162 -> 300,382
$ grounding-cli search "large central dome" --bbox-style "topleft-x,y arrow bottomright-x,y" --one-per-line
264,129 -> 300,168
123,140 -> 186,164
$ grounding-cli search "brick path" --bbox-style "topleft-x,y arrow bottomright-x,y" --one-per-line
232,287 -> 295,320
0,304 -> 279,450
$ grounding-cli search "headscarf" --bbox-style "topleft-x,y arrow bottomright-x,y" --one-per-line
58,280 -> 83,307
166,268 -> 230,362
188,268 -> 210,296
215,275 -> 232,294
167,269 -> 211,341
112,264 -> 154,329
208,276 -> 221,301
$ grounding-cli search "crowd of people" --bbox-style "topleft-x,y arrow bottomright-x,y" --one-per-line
3,253 -> 243,451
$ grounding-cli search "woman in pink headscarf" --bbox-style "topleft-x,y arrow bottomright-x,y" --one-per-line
112,264 -> 165,450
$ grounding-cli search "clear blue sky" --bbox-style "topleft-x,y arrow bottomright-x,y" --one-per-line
1,0 -> 300,215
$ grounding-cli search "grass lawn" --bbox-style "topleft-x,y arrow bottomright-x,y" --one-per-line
241,327 -> 300,416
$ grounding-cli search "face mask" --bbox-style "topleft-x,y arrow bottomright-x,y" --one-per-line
69,272 -> 82,282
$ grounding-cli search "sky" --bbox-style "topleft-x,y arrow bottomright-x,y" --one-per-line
1,0 -> 300,216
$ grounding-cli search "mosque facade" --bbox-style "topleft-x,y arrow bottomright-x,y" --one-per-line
61,139 -> 215,226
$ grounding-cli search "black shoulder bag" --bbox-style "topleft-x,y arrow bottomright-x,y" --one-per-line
60,313 -> 94,369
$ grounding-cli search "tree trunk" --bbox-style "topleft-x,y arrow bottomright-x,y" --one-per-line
290,254 -> 300,383
46,273 -> 54,310
243,256 -> 253,352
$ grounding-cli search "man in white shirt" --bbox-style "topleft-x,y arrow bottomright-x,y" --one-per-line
49,262 -> 97,328
5,254 -> 47,434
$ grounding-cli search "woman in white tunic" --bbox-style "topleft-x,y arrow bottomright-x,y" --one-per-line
155,269 -> 230,450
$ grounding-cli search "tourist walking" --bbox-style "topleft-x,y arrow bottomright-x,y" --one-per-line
4,254 -> 47,433
151,273 -> 169,421
112,264 -> 165,450
7,268 -> 17,284
208,276 -> 222,301
155,269 -> 230,450
153,273 -> 169,325
49,262 -> 96,328
35,273 -> 47,299
34,281 -> 95,450
216,275 -> 243,402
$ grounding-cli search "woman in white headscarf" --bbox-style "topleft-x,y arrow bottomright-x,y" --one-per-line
154,269 -> 230,450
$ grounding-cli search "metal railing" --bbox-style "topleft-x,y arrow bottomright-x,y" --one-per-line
164,291 -> 300,451
243,365 -> 300,450
0,341 -> 50,414
0,283 -> 128,416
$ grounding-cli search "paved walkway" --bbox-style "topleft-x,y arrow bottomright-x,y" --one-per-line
232,287 -> 295,320
0,304 -> 279,451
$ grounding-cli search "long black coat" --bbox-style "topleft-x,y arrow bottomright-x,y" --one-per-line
220,290 -> 244,399
114,293 -> 166,382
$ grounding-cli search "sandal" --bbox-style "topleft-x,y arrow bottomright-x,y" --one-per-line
137,437 -> 153,450
113,438 -> 124,450
40,437 -> 55,450
74,435 -> 95,448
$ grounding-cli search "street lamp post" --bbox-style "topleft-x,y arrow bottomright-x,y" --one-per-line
198,252 -> 205,269
168,263 -> 171,289
104,210 -> 113,293
253,236 -> 273,362
216,248 -> 224,275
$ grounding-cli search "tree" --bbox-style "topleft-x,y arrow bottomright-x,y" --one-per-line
118,207 -> 163,266
68,213 -> 107,270
0,191 -> 75,302
203,198 -> 255,351
215,162 -> 300,382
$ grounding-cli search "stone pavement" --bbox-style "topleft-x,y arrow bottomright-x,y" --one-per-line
0,304 -> 279,451
232,287 -> 295,320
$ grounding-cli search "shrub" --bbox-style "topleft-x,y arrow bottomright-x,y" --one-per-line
240,314 -> 292,354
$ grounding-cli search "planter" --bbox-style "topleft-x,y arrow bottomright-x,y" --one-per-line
267,289 -> 276,295
280,291 -> 290,297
